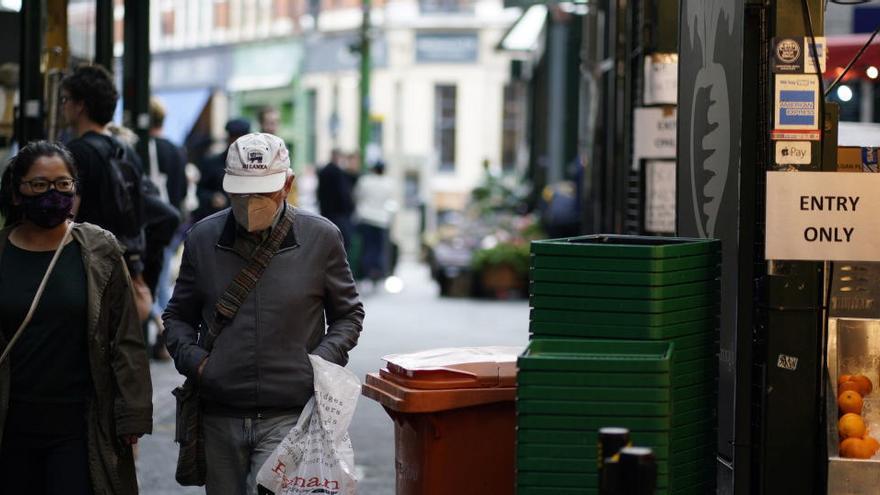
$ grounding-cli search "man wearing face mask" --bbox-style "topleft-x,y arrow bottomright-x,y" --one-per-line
163,133 -> 364,495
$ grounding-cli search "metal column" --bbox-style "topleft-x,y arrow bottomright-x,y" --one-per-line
17,0 -> 44,144
95,0 -> 114,71
123,0 -> 150,163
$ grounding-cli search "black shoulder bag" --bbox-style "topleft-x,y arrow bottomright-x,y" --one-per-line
173,207 -> 295,486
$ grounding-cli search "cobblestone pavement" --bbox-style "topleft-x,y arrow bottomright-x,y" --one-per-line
137,261 -> 529,494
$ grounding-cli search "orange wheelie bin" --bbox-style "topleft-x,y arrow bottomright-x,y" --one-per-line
361,347 -> 520,495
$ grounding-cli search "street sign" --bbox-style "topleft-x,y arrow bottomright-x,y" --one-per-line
765,172 -> 880,261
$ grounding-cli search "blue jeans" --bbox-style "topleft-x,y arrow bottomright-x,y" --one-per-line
203,413 -> 299,495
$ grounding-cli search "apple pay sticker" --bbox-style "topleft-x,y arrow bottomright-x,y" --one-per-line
775,141 -> 811,165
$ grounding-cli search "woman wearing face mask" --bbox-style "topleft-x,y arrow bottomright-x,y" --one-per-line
0,141 -> 153,495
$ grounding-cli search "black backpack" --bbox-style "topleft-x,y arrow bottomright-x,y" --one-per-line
81,133 -> 145,240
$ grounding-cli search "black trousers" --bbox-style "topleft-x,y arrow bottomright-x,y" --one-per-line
0,402 -> 93,495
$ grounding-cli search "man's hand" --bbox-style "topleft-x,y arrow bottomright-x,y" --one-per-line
120,434 -> 141,446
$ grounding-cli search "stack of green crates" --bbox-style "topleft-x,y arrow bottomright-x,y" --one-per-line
517,235 -> 720,495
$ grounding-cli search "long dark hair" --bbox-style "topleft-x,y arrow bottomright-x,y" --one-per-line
0,141 -> 78,227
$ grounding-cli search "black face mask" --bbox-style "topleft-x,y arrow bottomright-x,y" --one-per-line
20,189 -> 74,228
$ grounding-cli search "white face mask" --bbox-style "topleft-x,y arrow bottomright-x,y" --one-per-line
230,194 -> 280,232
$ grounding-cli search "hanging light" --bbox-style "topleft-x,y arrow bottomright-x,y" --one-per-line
867,66 -> 879,80
837,85 -> 854,103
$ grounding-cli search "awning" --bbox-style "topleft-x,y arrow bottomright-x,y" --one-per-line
825,34 -> 880,82
227,40 -> 302,92
497,4 -> 547,55
153,88 -> 211,146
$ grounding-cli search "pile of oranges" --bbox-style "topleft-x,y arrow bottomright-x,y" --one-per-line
838,374 -> 879,459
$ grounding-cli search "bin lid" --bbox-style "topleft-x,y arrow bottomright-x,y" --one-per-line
381,346 -> 522,390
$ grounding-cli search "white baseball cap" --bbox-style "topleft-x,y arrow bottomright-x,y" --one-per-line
223,133 -> 290,194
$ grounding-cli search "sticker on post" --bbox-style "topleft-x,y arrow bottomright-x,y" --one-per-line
775,141 -> 811,165
775,75 -> 819,131
777,354 -> 799,371
771,37 -> 826,74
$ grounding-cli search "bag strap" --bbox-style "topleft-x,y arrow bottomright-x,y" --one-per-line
0,223 -> 74,366
81,132 -> 123,162
202,206 -> 295,351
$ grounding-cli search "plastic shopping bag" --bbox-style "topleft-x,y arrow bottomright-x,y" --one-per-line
257,355 -> 360,495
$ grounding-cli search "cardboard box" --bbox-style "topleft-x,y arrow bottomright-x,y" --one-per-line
838,147 -> 879,173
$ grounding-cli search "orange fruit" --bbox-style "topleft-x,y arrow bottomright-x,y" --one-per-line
864,436 -> 880,455
839,413 -> 867,439
839,374 -> 854,386
839,390 -> 864,415
839,381 -> 862,395
852,375 -> 873,396
840,438 -> 875,459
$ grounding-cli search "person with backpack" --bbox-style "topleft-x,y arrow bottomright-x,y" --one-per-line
0,141 -> 153,495
60,65 -> 153,321
164,133 -> 363,494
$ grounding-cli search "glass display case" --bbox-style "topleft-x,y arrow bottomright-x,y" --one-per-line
827,263 -> 880,494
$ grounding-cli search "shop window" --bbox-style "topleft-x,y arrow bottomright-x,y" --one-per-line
501,82 -> 525,172
419,0 -> 473,14
434,84 -> 457,172
214,0 -> 229,28
306,89 -> 318,165
160,0 -> 176,36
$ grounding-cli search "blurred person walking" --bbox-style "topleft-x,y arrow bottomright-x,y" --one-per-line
164,133 -> 364,495
354,161 -> 397,283
60,65 -> 153,321
148,98 -> 188,213
0,141 -> 153,494
194,118 -> 250,222
257,106 -> 280,135
317,149 -> 356,249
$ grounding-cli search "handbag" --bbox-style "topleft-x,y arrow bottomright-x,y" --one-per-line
0,223 -> 73,366
174,207 -> 295,486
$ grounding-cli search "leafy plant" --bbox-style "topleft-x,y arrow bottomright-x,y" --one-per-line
471,242 -> 530,276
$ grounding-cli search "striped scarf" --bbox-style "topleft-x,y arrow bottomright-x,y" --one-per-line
205,206 -> 295,350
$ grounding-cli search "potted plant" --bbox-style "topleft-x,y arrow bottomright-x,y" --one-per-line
471,241 -> 530,296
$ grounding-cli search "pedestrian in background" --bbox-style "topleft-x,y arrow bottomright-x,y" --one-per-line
164,133 -> 364,495
355,160 -> 397,283
317,148 -> 356,249
148,98 -> 188,214
194,118 -> 250,222
60,65 -> 153,322
0,141 -> 153,494
258,106 -> 280,136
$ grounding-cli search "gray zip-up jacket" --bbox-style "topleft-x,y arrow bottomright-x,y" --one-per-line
163,205 -> 364,413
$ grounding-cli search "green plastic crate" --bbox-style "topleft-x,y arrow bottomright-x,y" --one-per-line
516,367 -> 714,389
530,235 -> 721,259
531,267 -> 719,286
516,423 -> 716,449
530,280 -> 721,300
528,319 -> 717,340
529,252 -> 721,272
516,441 -> 716,465
530,307 -> 717,327
517,395 -> 710,418
520,340 -> 673,373
516,379 -> 716,403
529,294 -> 720,313
516,410 -> 716,432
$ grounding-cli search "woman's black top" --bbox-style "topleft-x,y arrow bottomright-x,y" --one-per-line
0,241 -> 91,408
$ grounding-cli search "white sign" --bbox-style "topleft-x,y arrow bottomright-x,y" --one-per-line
775,74 -> 820,131
765,172 -> 880,261
803,37 -> 827,74
775,141 -> 811,165
644,54 -> 678,105
633,107 -> 677,170
645,160 -> 676,233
